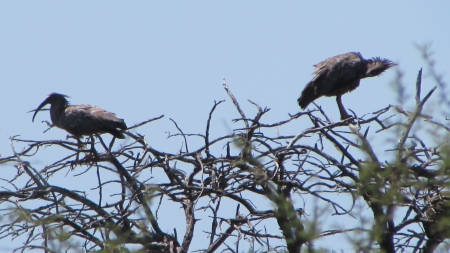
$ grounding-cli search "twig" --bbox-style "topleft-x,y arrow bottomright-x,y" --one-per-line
223,78 -> 249,129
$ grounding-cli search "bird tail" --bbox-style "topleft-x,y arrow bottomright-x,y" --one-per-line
108,128 -> 126,139
365,57 -> 397,77
103,120 -> 127,139
297,81 -> 318,109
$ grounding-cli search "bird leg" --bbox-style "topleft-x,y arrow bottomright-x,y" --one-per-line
75,138 -> 83,164
88,135 -> 99,160
108,137 -> 116,153
336,95 -> 351,120
95,134 -> 112,155
72,136 -> 98,163
65,135 -> 83,164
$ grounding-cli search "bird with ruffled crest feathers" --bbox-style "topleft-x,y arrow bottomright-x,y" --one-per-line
32,93 -> 127,139
297,52 -> 396,120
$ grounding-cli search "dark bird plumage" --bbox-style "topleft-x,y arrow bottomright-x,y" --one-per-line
297,52 -> 396,119
32,93 -> 127,139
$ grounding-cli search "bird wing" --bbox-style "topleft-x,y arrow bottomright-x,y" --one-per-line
63,104 -> 127,137
298,52 -> 364,108
311,52 -> 364,95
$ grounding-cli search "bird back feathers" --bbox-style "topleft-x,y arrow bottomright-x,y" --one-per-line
64,105 -> 127,139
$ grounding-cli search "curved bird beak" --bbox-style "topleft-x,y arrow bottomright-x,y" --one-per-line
32,97 -> 51,122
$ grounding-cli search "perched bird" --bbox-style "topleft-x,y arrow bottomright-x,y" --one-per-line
423,194 -> 450,252
297,52 -> 396,120
32,92 -> 127,145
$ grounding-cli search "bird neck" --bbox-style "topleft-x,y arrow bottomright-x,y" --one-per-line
50,103 -> 67,128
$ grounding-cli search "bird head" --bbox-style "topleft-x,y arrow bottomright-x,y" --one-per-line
32,93 -> 70,122
365,57 -> 397,77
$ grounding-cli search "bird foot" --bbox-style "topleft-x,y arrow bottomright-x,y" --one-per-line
340,108 -> 358,121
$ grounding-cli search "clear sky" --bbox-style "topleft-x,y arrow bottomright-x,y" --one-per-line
0,2 -> 449,252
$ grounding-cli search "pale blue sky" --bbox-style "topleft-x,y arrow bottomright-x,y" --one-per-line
0,2 -> 449,252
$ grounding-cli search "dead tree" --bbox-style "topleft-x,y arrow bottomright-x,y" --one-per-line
1,66 -> 450,252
